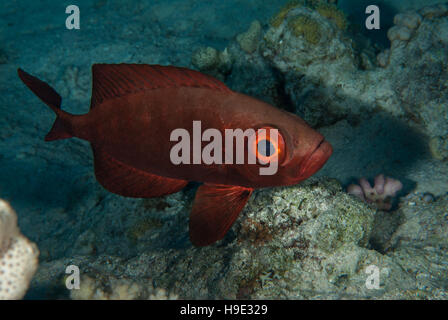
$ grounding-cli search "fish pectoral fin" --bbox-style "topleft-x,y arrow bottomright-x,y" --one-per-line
92,146 -> 187,198
189,184 -> 253,247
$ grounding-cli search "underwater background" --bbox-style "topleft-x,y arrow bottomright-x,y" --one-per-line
0,0 -> 447,299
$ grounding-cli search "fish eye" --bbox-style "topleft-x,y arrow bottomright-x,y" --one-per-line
257,139 -> 275,157
249,126 -> 286,165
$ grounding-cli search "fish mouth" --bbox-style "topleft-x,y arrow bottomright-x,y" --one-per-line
298,138 -> 333,180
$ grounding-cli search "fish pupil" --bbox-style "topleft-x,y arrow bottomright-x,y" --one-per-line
258,139 -> 275,157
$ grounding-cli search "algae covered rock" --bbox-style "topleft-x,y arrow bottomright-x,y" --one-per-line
315,3 -> 347,30
382,193 -> 448,299
239,178 -> 374,252
188,2 -> 380,128
28,177 -> 448,300
382,5 -> 448,159
30,178 -> 389,299
387,193 -> 448,250
224,1 -> 448,153
261,5 -> 368,127
236,20 -> 262,54
262,5 -> 355,74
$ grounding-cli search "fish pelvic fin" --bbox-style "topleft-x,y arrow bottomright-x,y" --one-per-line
189,184 -> 253,247
18,68 -> 73,141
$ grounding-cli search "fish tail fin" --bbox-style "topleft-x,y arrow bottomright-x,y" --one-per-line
18,68 -> 73,141
44,116 -> 73,141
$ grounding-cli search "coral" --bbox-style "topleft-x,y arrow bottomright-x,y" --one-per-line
191,47 -> 220,71
387,25 -> 413,41
262,5 -> 359,127
347,174 -> 403,211
236,20 -> 262,54
393,12 -> 422,30
269,0 -> 339,28
315,3 -> 347,30
265,2 -> 448,156
270,0 -> 302,28
0,200 -> 39,299
264,5 -> 355,71
31,178 -> 392,299
28,177 -> 448,299
149,288 -> 178,300
288,15 -> 322,44
382,4 -> 448,158
70,275 -> 178,300
429,135 -> 448,161
376,49 -> 390,68
191,46 -> 232,80
418,3 -> 448,19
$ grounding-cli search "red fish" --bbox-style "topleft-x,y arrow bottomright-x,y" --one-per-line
17,64 -> 332,246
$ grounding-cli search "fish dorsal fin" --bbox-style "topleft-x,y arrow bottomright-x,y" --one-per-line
189,184 -> 253,246
90,64 -> 232,108
92,146 -> 188,198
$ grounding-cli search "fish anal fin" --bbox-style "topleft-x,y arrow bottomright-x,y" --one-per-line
189,184 -> 253,247
90,64 -> 231,108
92,146 -> 187,198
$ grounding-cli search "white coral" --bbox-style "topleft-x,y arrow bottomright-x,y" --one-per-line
0,200 -> 39,299
70,275 -> 178,300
